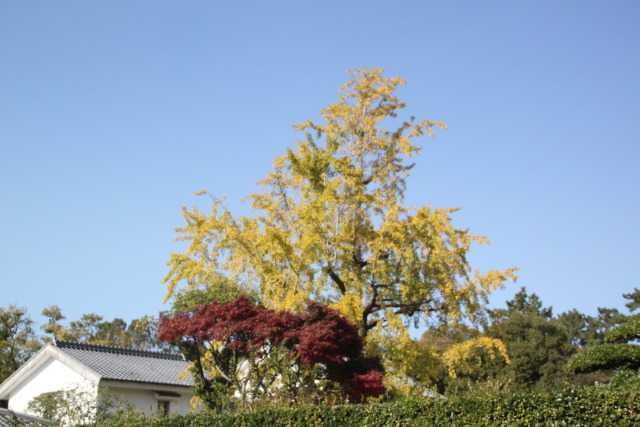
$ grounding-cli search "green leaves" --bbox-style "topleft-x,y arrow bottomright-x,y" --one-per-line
566,314 -> 640,374
104,387 -> 640,426
0,305 -> 39,383
566,344 -> 640,373
605,313 -> 640,343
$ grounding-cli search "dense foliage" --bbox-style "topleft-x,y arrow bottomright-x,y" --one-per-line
566,313 -> 640,374
158,296 -> 385,410
481,288 -> 576,392
411,287 -> 633,397
0,305 -> 40,383
98,385 -> 640,426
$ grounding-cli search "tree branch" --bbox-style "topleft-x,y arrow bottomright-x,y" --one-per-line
352,251 -> 368,268
324,266 -> 347,295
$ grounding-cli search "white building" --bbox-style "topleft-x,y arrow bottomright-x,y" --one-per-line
0,340 -> 196,422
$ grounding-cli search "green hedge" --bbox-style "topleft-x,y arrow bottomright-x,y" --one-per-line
106,387 -> 639,426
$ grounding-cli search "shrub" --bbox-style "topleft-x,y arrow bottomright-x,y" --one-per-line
100,385 -> 639,426
566,313 -> 640,374
28,386 -> 131,426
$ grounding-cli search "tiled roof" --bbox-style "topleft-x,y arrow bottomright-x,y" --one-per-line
0,408 -> 52,426
54,340 -> 194,387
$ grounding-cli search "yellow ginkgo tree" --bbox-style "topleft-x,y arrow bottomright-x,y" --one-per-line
163,68 -> 517,386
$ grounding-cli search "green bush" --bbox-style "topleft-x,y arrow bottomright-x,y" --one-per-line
566,343 -> 640,373
28,386 -> 130,426
100,385 -> 639,427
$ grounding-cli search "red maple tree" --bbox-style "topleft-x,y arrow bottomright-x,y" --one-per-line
159,296 -> 384,409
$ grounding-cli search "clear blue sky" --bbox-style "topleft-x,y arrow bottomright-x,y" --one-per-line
1,1 -> 639,330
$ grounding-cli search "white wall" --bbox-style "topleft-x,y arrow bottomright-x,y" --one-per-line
4,349 -> 197,421
9,358 -> 96,414
103,382 -> 195,416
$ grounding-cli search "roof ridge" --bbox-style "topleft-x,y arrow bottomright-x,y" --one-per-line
0,407 -> 53,425
53,340 -> 185,361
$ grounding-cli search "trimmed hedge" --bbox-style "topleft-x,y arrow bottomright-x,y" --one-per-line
566,343 -> 640,373
106,386 -> 639,426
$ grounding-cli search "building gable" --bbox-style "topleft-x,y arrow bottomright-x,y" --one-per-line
0,341 -> 196,420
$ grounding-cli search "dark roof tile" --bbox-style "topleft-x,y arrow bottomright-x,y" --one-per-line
0,408 -> 52,426
54,340 -> 194,387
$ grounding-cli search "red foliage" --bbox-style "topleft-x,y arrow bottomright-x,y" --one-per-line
293,302 -> 362,365
159,296 -> 288,352
158,296 -> 385,402
345,370 -> 386,403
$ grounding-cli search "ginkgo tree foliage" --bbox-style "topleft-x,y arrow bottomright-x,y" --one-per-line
163,68 -> 517,384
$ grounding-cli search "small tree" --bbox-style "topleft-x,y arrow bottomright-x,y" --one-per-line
158,296 -> 384,411
566,313 -> 640,374
41,306 -> 170,351
411,322 -> 510,397
0,305 -> 40,383
485,287 -> 575,392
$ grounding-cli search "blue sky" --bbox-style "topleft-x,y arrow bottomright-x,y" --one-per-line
1,1 -> 639,330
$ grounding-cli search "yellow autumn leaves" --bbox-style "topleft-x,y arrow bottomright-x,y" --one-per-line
163,68 -> 517,388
